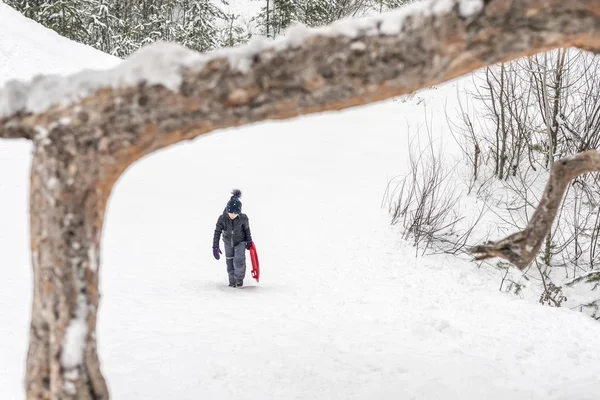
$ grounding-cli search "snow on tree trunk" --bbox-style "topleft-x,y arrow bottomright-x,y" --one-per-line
2,0 -> 600,398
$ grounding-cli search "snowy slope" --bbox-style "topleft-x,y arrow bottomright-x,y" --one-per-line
98,101 -> 600,400
0,3 -> 121,86
1,3 -> 600,400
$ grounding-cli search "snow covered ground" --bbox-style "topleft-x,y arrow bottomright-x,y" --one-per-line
1,3 -> 600,400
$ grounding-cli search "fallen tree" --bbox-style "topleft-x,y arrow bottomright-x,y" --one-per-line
2,0 -> 600,398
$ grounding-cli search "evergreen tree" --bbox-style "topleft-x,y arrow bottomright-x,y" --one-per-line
299,0 -> 336,27
253,0 -> 415,37
255,0 -> 299,38
219,13 -> 251,48
6,0 -> 230,57
175,0 -> 224,52
372,0 -> 413,13
87,0 -> 120,55
6,0 -> 90,43
6,0 -> 408,57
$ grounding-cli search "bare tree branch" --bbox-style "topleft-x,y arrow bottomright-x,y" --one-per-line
471,150 -> 600,270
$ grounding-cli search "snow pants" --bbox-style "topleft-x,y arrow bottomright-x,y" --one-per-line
224,241 -> 246,284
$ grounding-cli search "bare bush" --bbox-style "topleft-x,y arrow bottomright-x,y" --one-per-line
449,48 -> 600,317
383,122 -> 485,256
454,50 -> 600,181
565,271 -> 600,320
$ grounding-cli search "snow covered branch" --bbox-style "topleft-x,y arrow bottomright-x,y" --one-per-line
2,0 -> 600,149
0,118 -> 34,139
471,151 -> 600,270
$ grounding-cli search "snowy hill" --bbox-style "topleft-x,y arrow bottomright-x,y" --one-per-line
0,2 -> 120,86
1,3 -> 600,400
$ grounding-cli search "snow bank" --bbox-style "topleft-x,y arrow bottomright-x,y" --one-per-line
0,3 -> 120,86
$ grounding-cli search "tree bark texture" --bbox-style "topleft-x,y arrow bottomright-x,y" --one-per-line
27,131 -> 112,399
1,0 -> 600,398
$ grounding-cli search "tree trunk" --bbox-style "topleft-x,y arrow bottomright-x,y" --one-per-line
474,141 -> 480,181
550,49 -> 567,158
472,150 -> 600,269
266,0 -> 270,38
498,63 -> 509,180
26,139 -> 111,399
540,53 -> 556,169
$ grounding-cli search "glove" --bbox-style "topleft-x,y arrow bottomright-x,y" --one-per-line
213,245 -> 222,260
245,241 -> 253,250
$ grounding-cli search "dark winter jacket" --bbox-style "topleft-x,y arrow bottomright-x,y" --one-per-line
213,212 -> 252,247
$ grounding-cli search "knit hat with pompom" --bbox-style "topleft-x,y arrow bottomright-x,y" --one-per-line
226,189 -> 242,214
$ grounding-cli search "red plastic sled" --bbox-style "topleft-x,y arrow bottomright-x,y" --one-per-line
249,242 -> 260,282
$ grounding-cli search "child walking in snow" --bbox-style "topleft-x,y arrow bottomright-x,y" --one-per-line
213,190 -> 253,288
